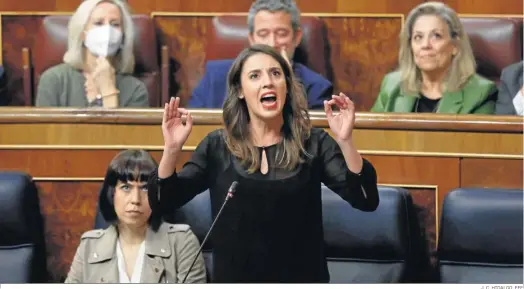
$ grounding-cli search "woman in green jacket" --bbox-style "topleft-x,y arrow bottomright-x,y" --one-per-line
371,2 -> 496,114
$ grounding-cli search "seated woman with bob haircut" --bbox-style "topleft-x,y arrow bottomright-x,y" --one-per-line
36,0 -> 149,108
65,150 -> 206,283
371,2 -> 496,114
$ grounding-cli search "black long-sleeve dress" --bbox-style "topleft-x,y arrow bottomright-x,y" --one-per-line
151,127 -> 379,283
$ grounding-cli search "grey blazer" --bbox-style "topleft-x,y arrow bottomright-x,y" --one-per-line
496,61 -> 523,115
65,222 -> 207,283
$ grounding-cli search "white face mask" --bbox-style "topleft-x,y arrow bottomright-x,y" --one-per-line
84,25 -> 123,57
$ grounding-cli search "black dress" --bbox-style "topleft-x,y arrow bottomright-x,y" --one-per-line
153,127 -> 379,283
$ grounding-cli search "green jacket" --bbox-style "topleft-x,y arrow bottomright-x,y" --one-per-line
371,71 -> 497,114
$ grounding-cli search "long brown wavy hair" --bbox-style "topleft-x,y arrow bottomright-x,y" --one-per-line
223,44 -> 312,173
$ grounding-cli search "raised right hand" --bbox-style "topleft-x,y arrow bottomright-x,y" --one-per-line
162,97 -> 193,152
92,57 -> 117,96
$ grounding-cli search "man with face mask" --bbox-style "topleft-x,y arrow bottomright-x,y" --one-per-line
188,0 -> 333,110
36,0 -> 149,108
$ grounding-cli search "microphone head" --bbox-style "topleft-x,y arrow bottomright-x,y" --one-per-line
228,181 -> 239,193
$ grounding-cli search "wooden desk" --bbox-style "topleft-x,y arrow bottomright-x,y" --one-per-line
0,108 -> 522,281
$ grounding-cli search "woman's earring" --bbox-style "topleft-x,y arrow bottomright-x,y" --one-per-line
238,94 -> 244,99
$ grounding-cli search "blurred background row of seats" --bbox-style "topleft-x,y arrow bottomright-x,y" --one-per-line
1,170 -> 522,283
19,15 -> 524,107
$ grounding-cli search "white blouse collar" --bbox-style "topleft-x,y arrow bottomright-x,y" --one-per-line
116,239 -> 146,283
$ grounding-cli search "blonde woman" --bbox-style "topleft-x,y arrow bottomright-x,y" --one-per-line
36,0 -> 148,108
371,2 -> 496,114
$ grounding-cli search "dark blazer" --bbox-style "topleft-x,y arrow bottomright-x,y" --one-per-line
495,61 -> 523,115
371,71 -> 497,114
188,59 -> 333,109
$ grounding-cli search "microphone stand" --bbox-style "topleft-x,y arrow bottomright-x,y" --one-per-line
181,182 -> 238,283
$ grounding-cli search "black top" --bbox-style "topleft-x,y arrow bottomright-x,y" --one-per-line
152,128 -> 379,283
414,94 -> 441,113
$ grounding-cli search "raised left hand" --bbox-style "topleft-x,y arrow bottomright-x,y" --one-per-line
324,92 -> 356,142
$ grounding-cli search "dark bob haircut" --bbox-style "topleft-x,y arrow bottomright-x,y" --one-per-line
98,149 -> 162,231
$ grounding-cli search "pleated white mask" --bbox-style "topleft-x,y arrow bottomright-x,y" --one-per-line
84,25 -> 123,57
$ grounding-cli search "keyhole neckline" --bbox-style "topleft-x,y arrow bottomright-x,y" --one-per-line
260,146 -> 269,175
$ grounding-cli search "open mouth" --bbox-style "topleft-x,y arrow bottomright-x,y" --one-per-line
260,92 -> 278,109
260,95 -> 277,103
260,94 -> 277,103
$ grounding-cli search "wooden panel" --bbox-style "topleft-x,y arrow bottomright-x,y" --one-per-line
335,0 -> 422,14
322,17 -> 400,110
1,0 -> 402,14
1,109 -> 521,157
406,188 -> 437,261
366,155 -> 460,220
0,150 -> 191,177
0,150 -> 159,177
1,15 -> 46,105
1,108 -> 522,132
1,0 -> 519,15
354,130 -> 522,156
461,158 -> 524,189
0,1 -> 79,12
36,181 -> 101,282
128,0 -> 253,14
153,16 -> 210,107
440,0 -> 524,15
5,123 -> 522,156
153,15 -> 401,110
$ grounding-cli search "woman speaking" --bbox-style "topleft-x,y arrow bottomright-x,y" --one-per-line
150,44 -> 379,283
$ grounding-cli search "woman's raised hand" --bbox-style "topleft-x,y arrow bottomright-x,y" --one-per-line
324,92 -> 356,142
162,97 -> 193,152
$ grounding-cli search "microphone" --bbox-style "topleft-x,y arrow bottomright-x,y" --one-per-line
182,181 -> 238,283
